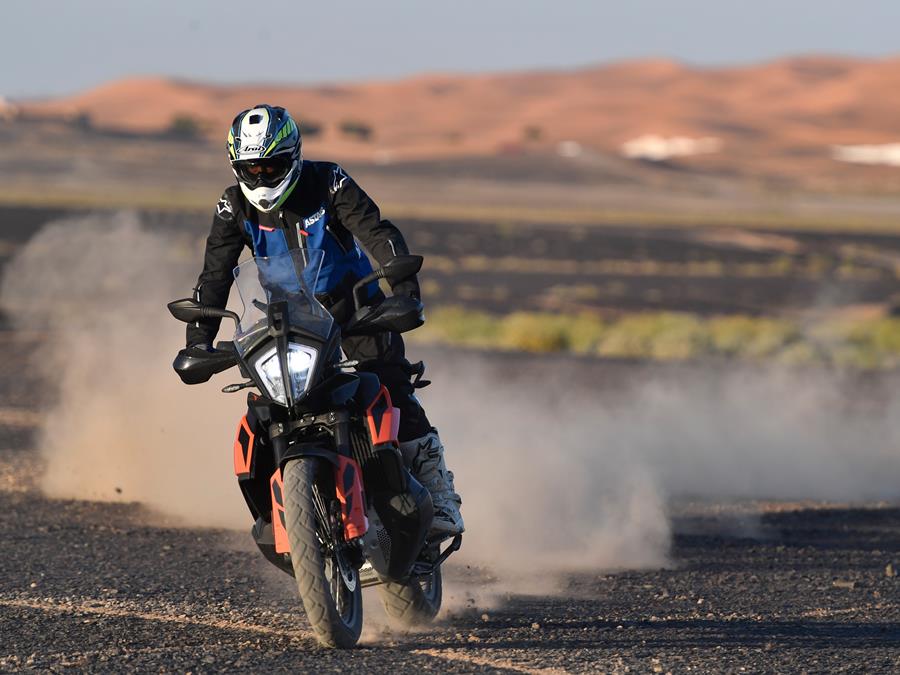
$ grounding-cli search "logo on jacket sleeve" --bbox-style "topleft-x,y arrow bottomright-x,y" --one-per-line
216,196 -> 235,220
330,166 -> 349,194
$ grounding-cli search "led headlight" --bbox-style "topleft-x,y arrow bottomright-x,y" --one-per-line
254,343 -> 318,405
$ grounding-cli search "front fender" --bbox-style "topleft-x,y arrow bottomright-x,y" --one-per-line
278,442 -> 340,469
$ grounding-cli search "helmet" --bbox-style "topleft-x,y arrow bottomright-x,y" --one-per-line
227,104 -> 302,212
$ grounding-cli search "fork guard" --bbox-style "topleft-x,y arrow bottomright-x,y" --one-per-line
271,443 -> 369,549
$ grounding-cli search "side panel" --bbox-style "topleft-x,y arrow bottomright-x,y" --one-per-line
335,456 -> 368,539
365,385 -> 401,445
233,414 -> 256,478
270,469 -> 290,553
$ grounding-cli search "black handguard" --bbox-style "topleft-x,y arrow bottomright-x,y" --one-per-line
184,343 -> 214,356
173,344 -> 238,385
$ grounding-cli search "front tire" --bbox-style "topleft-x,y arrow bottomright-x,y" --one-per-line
283,458 -> 362,648
377,566 -> 442,626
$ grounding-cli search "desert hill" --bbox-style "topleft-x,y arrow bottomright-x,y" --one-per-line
13,56 -> 900,190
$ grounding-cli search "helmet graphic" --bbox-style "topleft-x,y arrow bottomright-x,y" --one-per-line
227,104 -> 302,212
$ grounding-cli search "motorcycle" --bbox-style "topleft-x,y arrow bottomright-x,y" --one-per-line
168,248 -> 461,648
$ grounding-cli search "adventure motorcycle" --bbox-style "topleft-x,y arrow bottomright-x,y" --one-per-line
168,248 -> 461,648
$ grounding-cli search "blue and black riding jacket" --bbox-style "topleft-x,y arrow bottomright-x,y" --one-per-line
187,160 -> 419,347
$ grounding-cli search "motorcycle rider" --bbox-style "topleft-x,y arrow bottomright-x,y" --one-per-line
182,104 -> 463,535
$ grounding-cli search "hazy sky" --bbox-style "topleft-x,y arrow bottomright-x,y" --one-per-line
4,0 -> 898,99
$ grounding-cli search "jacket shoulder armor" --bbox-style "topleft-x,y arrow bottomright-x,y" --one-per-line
215,185 -> 243,222
307,161 -> 350,195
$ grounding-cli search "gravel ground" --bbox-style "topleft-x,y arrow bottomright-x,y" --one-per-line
1,427 -> 898,673
0,207 -> 898,671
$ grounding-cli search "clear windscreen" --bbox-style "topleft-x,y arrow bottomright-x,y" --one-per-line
232,248 -> 334,354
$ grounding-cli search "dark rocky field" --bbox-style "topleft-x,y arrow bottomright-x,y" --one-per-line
1,204 -> 898,319
0,206 -> 898,672
1,394 -> 899,673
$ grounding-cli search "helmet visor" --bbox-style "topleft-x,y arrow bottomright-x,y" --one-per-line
233,156 -> 294,188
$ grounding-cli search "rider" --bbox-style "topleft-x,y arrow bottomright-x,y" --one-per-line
183,104 -> 463,536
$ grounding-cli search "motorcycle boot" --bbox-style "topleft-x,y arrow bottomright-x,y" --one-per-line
399,428 -> 464,536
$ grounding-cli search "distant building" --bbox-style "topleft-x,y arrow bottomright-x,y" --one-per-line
621,134 -> 721,161
0,97 -> 18,121
832,143 -> 900,167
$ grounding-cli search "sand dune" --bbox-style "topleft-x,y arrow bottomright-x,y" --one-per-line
16,56 -> 900,183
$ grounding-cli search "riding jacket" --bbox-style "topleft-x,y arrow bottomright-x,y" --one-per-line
186,160 -> 419,347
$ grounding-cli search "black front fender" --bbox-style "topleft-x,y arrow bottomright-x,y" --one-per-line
277,442 -> 339,470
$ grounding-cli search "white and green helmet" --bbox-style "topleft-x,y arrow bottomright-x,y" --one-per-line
227,104 -> 302,212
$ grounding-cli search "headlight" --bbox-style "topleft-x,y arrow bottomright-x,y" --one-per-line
254,343 -> 318,405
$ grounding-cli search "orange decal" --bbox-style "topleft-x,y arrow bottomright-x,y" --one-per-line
335,456 -> 368,539
270,469 -> 290,553
233,415 -> 255,477
365,386 -> 401,445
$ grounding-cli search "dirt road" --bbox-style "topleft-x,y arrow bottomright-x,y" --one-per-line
2,417 -> 898,673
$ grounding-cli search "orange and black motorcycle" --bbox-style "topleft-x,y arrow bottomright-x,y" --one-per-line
168,249 -> 461,648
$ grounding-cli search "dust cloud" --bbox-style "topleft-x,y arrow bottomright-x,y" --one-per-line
421,353 -> 900,580
0,213 -> 248,528
2,214 -> 899,584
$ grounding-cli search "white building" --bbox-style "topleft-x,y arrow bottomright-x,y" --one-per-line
621,134 -> 721,161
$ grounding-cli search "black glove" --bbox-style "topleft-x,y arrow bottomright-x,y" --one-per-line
183,343 -> 215,358
391,276 -> 421,301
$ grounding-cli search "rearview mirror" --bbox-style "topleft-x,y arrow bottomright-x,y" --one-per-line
381,255 -> 423,285
167,298 -> 240,326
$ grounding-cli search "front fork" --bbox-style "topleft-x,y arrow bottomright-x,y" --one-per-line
262,411 -> 369,555
236,386 -> 403,558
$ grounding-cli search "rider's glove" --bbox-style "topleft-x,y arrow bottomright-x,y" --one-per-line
391,276 -> 421,301
184,342 -> 215,357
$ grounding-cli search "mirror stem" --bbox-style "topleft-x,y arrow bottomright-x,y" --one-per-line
352,269 -> 384,311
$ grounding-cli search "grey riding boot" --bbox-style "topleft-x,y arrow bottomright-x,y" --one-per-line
399,428 -> 464,535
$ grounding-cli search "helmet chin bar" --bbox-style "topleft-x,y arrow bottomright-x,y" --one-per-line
235,159 -> 301,212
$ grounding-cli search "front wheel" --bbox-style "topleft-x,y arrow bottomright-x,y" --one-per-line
377,566 -> 442,626
282,457 -> 362,648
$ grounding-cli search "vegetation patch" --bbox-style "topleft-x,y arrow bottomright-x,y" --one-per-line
339,120 -> 373,142
409,306 -> 900,369
167,114 -> 203,139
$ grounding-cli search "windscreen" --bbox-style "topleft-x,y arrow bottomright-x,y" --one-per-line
232,248 -> 334,354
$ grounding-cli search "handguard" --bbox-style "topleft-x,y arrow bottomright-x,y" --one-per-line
172,347 -> 237,384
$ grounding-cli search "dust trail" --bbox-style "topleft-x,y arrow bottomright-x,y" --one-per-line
3,214 -> 900,589
0,213 -> 249,528
417,352 -> 900,582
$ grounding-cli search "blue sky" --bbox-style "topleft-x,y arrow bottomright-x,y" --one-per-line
4,0 -> 898,99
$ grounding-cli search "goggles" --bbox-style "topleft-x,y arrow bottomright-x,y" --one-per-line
233,156 -> 293,188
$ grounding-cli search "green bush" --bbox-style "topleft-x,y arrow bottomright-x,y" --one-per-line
298,120 -> 323,138
168,114 -> 202,139
406,306 -> 900,370
339,120 -> 373,142
598,313 -> 707,360
417,306 -> 500,348
523,125 -> 543,142
497,312 -> 572,352
708,315 -> 799,358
